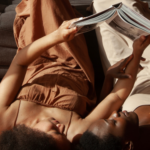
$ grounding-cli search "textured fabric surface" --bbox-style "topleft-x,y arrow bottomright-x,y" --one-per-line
14,0 -> 96,117
0,68 -> 7,78
0,0 -> 103,94
0,11 -> 17,48
92,0 -> 150,111
12,0 -> 21,4
92,0 -> 150,73
0,47 -> 16,65
69,0 -> 93,6
5,4 -> 17,12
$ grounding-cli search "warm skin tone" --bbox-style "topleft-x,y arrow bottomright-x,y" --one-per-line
88,36 -> 150,150
0,17 -> 150,149
88,110 -> 150,150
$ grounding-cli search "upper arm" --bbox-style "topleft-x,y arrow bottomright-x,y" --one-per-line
85,92 -> 123,123
68,95 -> 123,141
0,60 -> 27,107
0,101 -> 20,133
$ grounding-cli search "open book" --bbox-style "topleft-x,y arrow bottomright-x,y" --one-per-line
69,2 -> 150,40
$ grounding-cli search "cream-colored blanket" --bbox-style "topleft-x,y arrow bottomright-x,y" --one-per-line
92,0 -> 150,111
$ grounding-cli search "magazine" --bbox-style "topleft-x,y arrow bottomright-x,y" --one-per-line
69,2 -> 150,40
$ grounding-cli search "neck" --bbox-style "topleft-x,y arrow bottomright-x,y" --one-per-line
134,125 -> 150,150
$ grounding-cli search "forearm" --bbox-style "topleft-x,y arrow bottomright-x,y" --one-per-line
13,31 -> 60,66
112,55 -> 140,100
0,19 -> 78,108
85,55 -> 140,121
85,36 -> 150,123
113,35 -> 150,100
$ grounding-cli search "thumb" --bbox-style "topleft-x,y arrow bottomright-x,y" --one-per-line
133,36 -> 146,48
68,27 -> 77,34
142,35 -> 150,49
139,35 -> 146,45
117,73 -> 132,79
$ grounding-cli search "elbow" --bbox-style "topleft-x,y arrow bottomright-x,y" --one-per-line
12,58 -> 28,69
116,93 -> 127,103
12,55 -> 28,68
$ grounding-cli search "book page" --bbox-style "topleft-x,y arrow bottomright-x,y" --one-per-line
71,6 -> 115,25
123,11 -> 150,30
74,11 -> 118,36
107,14 -> 149,40
122,4 -> 150,26
75,22 -> 102,36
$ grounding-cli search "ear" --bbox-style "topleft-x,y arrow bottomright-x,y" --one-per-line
122,141 -> 134,150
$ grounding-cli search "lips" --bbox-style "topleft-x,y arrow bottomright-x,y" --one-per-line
51,118 -> 59,124
122,110 -> 129,117
53,120 -> 59,124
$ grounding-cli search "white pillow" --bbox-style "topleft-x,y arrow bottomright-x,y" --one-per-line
92,0 -> 150,111
91,0 -> 150,73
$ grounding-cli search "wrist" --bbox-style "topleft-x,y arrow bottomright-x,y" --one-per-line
105,72 -> 113,80
51,30 -> 63,44
133,48 -> 144,58
48,30 -> 63,45
132,53 -> 141,64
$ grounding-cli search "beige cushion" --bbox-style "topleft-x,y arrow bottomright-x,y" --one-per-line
92,0 -> 150,73
92,0 -> 150,111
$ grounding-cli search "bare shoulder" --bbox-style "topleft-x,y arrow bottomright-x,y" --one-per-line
0,100 -> 20,133
67,112 -> 91,143
134,105 -> 150,126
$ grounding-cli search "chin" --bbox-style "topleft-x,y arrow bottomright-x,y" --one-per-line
128,111 -> 139,127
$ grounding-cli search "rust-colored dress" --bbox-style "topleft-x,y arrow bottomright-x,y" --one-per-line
14,0 -> 96,117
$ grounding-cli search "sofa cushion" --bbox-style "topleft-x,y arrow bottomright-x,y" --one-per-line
12,0 -> 21,4
0,67 -> 8,79
0,4 -> 6,12
0,47 -> 16,65
5,4 -> 17,12
69,0 -> 93,6
0,11 -> 17,48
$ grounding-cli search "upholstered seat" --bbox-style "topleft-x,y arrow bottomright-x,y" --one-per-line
0,0 -> 18,78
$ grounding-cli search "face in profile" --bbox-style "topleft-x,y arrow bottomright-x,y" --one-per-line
88,111 -> 139,143
32,118 -> 71,150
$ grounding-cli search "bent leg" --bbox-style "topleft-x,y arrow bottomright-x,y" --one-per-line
14,0 -> 80,51
14,0 -> 97,115
14,0 -> 95,92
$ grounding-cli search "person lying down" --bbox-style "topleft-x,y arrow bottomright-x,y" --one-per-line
0,23 -> 149,150
76,36 -> 150,150
0,0 -> 150,150
75,0 -> 150,149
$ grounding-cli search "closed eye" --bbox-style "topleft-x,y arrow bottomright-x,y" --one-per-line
104,119 -> 117,125
107,119 -> 117,125
112,119 -> 117,124
52,131 -> 62,135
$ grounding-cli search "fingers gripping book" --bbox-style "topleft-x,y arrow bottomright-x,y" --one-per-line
69,2 -> 150,40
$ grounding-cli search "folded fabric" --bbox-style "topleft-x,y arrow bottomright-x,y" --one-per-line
13,0 -> 96,117
92,0 -> 150,111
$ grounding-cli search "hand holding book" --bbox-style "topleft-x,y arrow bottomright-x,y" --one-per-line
133,35 -> 150,57
69,2 -> 150,40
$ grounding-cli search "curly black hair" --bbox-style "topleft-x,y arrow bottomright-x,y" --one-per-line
0,125 -> 59,150
75,131 -> 122,150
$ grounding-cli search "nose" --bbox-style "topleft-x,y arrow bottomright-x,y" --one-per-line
56,124 -> 65,134
109,111 -> 119,119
